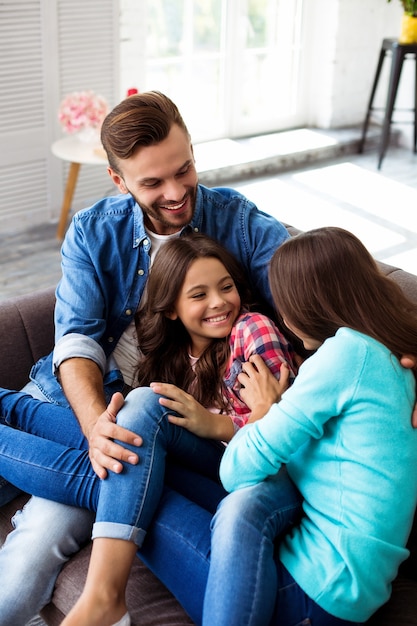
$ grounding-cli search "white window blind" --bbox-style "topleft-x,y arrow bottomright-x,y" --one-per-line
0,0 -> 119,232
0,0 -> 48,230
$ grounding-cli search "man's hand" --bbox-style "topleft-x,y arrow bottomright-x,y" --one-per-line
87,392 -> 143,479
58,359 -> 143,477
150,382 -> 235,441
238,355 -> 291,422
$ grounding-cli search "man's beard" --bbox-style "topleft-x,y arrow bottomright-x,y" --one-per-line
130,185 -> 197,234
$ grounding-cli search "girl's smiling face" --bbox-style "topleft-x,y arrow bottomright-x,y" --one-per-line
169,257 -> 241,357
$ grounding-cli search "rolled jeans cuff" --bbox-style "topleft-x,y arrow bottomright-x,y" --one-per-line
92,521 -> 147,547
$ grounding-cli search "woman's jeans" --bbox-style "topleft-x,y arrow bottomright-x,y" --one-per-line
138,471 -> 358,626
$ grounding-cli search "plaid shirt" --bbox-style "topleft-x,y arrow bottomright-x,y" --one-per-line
223,311 -> 296,430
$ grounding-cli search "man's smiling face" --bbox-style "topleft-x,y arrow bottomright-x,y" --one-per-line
109,124 -> 198,235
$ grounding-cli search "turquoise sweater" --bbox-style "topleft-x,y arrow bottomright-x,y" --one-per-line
220,328 -> 417,622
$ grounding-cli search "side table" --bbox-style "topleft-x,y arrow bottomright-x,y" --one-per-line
51,136 -> 108,239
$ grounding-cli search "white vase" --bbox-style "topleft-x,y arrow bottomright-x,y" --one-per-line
76,127 -> 101,144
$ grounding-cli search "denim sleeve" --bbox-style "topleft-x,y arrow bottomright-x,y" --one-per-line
54,221 -> 110,345
242,205 -> 289,310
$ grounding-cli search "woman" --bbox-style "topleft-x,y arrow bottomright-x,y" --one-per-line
206,226 -> 417,625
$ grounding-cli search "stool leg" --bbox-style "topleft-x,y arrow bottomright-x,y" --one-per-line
56,162 -> 81,240
414,51 -> 417,153
378,48 -> 405,169
359,48 -> 386,153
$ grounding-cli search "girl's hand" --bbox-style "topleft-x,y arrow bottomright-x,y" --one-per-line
150,382 -> 234,440
237,355 -> 291,423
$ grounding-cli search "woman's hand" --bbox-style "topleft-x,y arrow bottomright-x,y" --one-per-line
400,355 -> 416,369
237,355 -> 291,422
400,355 -> 417,427
150,382 -> 234,441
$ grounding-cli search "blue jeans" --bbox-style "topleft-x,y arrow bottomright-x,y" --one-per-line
0,386 -> 360,626
204,476 -> 362,626
0,383 -> 226,624
139,472 -> 359,626
0,382 -> 95,625
0,386 -> 226,541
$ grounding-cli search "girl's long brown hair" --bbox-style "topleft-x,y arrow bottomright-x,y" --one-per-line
269,227 -> 417,361
135,233 -> 253,410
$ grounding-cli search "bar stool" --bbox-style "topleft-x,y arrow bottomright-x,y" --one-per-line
358,37 -> 417,169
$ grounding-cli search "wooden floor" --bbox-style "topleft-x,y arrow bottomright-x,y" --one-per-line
230,144 -> 417,278
0,221 -> 61,302
1,142 -> 416,306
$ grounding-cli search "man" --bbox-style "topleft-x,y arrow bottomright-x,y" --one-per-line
0,91 -> 289,625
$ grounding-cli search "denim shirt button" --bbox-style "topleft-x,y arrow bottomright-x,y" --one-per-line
125,309 -> 132,316
143,238 -> 149,246
138,269 -> 144,276
108,336 -> 114,343
193,227 -> 199,232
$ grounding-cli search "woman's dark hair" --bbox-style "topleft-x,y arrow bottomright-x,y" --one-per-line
269,226 -> 417,361
101,91 -> 190,173
135,233 -> 253,410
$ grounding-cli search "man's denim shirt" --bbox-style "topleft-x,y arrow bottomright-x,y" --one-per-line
30,184 -> 289,407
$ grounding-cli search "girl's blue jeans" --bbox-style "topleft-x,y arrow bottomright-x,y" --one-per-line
0,387 -> 359,626
0,386 -> 227,542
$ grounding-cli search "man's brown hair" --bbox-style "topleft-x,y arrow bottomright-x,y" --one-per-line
101,91 -> 190,173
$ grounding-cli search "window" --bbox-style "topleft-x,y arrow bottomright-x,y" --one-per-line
122,0 -> 305,142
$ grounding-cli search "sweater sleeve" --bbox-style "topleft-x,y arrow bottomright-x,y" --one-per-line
220,330 -> 367,491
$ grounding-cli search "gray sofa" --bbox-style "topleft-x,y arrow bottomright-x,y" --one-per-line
0,243 -> 417,625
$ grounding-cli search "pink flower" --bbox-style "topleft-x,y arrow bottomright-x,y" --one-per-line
58,91 -> 109,134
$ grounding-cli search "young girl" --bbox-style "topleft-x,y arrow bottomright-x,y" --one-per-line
206,226 -> 417,625
0,233 -> 297,626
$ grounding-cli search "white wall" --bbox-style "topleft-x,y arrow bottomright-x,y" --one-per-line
303,0 -> 412,144
119,0 -> 146,99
